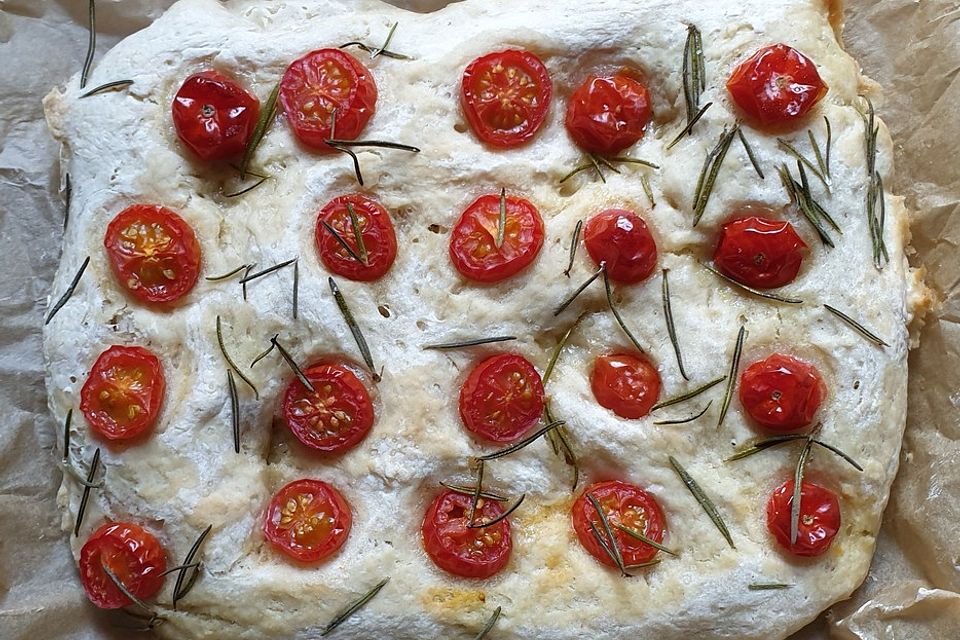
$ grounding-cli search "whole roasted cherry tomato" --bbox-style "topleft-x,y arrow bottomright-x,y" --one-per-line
315,194 -> 398,282
459,354 -> 545,443
584,209 -> 658,284
713,216 -> 807,289
421,490 -> 512,579
739,353 -> 826,432
572,480 -> 667,568
461,49 -> 553,148
565,73 -> 652,155
79,522 -> 167,609
280,49 -> 377,151
172,70 -> 261,161
80,345 -> 165,441
591,353 -> 661,419
104,204 -> 202,304
767,479 -> 840,557
263,479 -> 353,563
727,44 -> 828,127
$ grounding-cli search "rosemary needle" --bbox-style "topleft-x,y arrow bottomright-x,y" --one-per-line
717,325 -> 747,430
823,304 -> 889,347
661,269 -> 689,380
749,583 -> 792,591
668,456 -> 735,549
321,220 -> 366,264
703,264 -> 803,305
554,264 -> 604,316
587,493 -> 630,576
474,606 -> 502,640
227,370 -> 240,454
271,336 -> 315,393
603,266 -> 647,354
45,256 -> 90,325
80,0 -> 96,89
422,336 -> 516,350
241,80 -> 280,177
478,421 -> 565,461
238,257 -> 297,284
321,578 -> 390,636
654,401 -> 712,426
564,220 -> 583,277
790,436 -> 815,545
496,188 -> 507,249
206,264 -> 250,282
329,277 -> 377,378
80,79 -> 133,98
173,524 -> 213,608
216,316 -> 259,398
667,101 -> 712,150
73,447 -> 101,537
440,482 -> 508,502
613,522 -> 678,556
651,376 -> 726,412
345,202 -> 369,264
467,494 -> 525,529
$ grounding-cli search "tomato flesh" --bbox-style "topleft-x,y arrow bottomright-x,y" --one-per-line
767,479 -> 840,557
461,49 -> 553,148
739,353 -> 826,432
584,209 -> 658,284
565,73 -> 652,156
104,205 -> 202,304
172,70 -> 260,161
713,216 -> 806,289
80,345 -> 165,441
591,353 -> 661,419
572,480 -> 667,567
79,522 -> 167,609
727,44 -> 828,127
281,361 -> 375,454
459,354 -> 545,443
421,490 -> 512,579
280,49 -> 377,151
263,479 -> 352,563
314,194 -> 398,282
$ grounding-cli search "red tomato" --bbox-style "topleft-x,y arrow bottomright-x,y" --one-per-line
314,194 -> 398,282
449,193 -> 545,283
281,361 -> 374,454
461,49 -> 553,148
572,480 -> 667,567
584,209 -> 658,284
79,522 -> 167,609
263,479 -> 352,563
103,204 -> 202,304
458,354 -> 545,443
279,49 -> 377,151
727,44 -> 828,127
766,479 -> 840,557
591,353 -> 661,419
739,353 -> 826,432
713,216 -> 807,289
565,73 -> 652,156
172,70 -> 260,161
80,345 -> 166,441
421,490 -> 512,579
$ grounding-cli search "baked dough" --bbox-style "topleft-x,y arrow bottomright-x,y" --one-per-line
43,0 -> 924,637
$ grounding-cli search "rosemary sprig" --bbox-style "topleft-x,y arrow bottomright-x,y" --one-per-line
779,162 -> 837,247
73,447 -> 101,537
64,173 -> 71,230
563,220 -> 583,277
345,202 -> 369,265
172,524 -> 212,608
749,583 -> 792,591
654,401 -> 712,425
693,125 -> 738,225
777,138 -> 829,190
292,259 -> 299,320
439,481 -> 508,502
667,102 -> 712,150
495,188 -> 507,249
216,316 -> 258,399
468,459 -> 485,524
223,176 -> 268,198
329,277 -> 377,379
320,220 -> 366,264
651,376 -> 725,411
661,269 -> 688,380
553,264 -> 604,316
227,370 -> 240,454
861,98 -> 889,267
790,436 -> 815,545
603,265 -> 647,354
339,22 -> 411,60
205,264 -> 251,282
717,325 -> 746,429
80,79 -> 133,98
641,173 -> 656,207
321,578 -> 390,636
558,156 -> 658,185
80,0 -> 96,88
737,128 -> 765,179
668,455 -> 735,548
421,336 -> 516,350
240,80 -> 280,177
613,522 -> 678,556
823,304 -> 889,347
103,565 -> 162,618
250,335 -> 277,368
477,421 -> 565,461
808,129 -> 828,182
587,493 -> 630,576
270,335 -> 315,393
45,256 -> 90,325
238,257 -> 297,284
467,494 -> 525,529
681,24 -> 706,124
703,264 -> 804,304
474,606 -> 502,640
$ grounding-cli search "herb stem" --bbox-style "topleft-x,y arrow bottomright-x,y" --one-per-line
587,493 -> 630,576
654,401 -> 712,425
227,370 -> 240,454
440,482 -> 508,502
206,264 -> 250,282
667,102 -> 712,150
613,522 -> 678,556
467,494 -> 525,529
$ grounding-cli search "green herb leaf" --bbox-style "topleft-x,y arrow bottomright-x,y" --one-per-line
613,522 -> 678,556
421,336 -> 517,350
703,263 -> 804,304
473,606 -> 502,640
790,437 -> 815,545
467,494 -> 525,529
224,175 -> 269,198
292,259 -> 300,320
496,187 -> 507,249
777,138 -> 829,191
238,257 -> 297,285
693,125 -> 738,225
737,128 -> 765,179
320,220 -> 366,264
661,268 -> 688,380
339,22 -> 412,60
587,493 -> 630,576
80,79 -> 133,98
80,0 -> 96,89
439,481 -> 508,502
250,335 -> 278,368
103,564 -> 161,617
62,408 -> 72,464
667,101 -> 712,150
270,335 -> 316,393
346,202 -> 369,265
63,173 -> 71,230
726,434 -> 806,462
206,264 -> 252,282
172,524 -> 212,608
329,277 -> 378,379
321,578 -> 390,636
216,315 -> 259,399
227,370 -> 240,454
824,116 -> 833,178
681,24 -> 706,123
717,325 -> 747,430
73,447 -> 101,537
749,583 -> 792,591
563,220 -> 583,277
477,420 -> 565,461
45,256 -> 90,325
240,80 -> 280,177
668,455 -> 735,548
654,401 -> 712,425
554,264 -> 604,316
651,376 -> 726,412
603,265 -> 647,354
823,304 -> 889,347
641,173 -> 656,208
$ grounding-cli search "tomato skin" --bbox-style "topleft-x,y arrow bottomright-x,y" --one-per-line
565,74 -> 652,156
172,71 -> 260,161
80,345 -> 166,441
591,353 -> 661,419
314,194 -> 398,282
421,490 -> 512,579
449,193 -> 545,283
281,361 -> 375,454
79,522 -> 167,609
104,204 -> 202,305
713,216 -> 807,289
461,49 -> 553,148
279,49 -> 377,152
584,209 -> 658,284
767,479 -> 840,557
263,479 -> 353,563
727,44 -> 828,127
739,353 -> 826,432
459,354 -> 545,443
572,480 -> 667,567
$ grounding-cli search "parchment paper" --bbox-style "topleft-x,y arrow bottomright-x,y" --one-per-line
0,1 -> 956,638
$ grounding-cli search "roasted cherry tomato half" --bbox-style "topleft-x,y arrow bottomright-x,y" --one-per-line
572,480 -> 667,568
104,204 -> 202,304
584,209 -> 658,284
739,353 -> 826,432
279,48 -> 377,151
281,361 -> 374,454
565,73 -> 652,156
767,479 -> 841,557
79,522 -> 167,609
461,49 -> 553,148
459,353 -> 545,443
80,345 -> 166,441
172,70 -> 260,161
591,353 -> 661,419
727,44 -> 828,127
421,489 -> 512,579
263,479 -> 353,563
713,216 -> 807,289
449,193 -> 545,283
315,194 -> 398,282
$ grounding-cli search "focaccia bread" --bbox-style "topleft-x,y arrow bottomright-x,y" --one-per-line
43,0 -> 925,638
